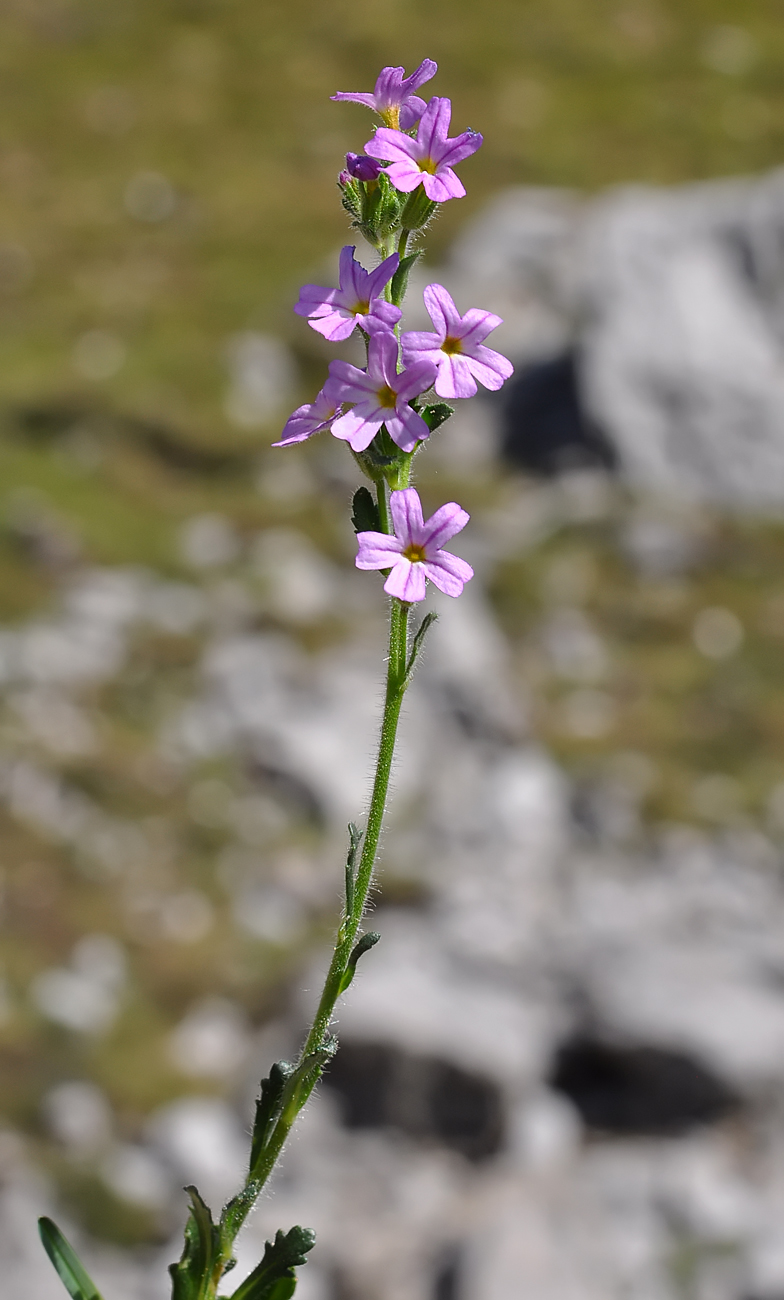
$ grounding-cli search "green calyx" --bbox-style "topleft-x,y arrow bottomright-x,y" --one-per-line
400,187 -> 437,232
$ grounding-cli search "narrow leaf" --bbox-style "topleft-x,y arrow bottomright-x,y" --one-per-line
220,1181 -> 260,1252
228,1227 -> 316,1300
405,611 -> 438,684
250,1061 -> 295,1172
38,1218 -> 103,1300
339,932 -> 381,994
344,822 -> 363,917
351,488 -> 380,535
420,402 -> 454,434
390,250 -> 423,306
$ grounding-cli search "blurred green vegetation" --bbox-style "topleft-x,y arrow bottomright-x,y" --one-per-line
1,0 -> 783,436
2,0 -> 784,1252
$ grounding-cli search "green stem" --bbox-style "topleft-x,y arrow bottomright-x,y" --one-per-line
398,227 -> 410,260
212,597 -> 412,1277
376,478 -> 391,535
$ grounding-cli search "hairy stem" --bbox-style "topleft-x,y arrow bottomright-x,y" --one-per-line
212,596 -> 411,1279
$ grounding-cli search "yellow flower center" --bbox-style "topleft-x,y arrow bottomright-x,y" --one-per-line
376,384 -> 397,409
352,299 -> 370,316
403,543 -> 427,563
418,156 -> 439,175
441,336 -> 463,355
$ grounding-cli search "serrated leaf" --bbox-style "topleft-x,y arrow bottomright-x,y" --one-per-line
227,1227 -> 316,1300
420,402 -> 454,433
250,1061 -> 295,1172
390,250 -> 423,306
38,1218 -> 104,1300
338,931 -> 381,993
350,487 -> 380,535
169,1187 -> 219,1300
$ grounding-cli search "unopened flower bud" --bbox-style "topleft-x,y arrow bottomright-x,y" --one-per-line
345,152 -> 383,182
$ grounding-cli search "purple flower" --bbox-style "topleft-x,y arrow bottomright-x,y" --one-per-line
294,246 -> 402,343
331,60 -> 437,131
364,98 -> 482,203
345,152 -> 383,182
356,488 -> 473,603
272,380 -> 343,447
401,284 -> 514,399
328,331 -> 437,453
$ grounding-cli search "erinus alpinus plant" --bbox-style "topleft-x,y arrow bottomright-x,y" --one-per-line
39,58 -> 513,1300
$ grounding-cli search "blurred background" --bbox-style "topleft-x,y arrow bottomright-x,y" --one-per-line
5,1 -> 784,1298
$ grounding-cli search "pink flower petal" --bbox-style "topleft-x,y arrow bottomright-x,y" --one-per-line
438,131 -> 484,168
365,250 -> 400,302
294,284 -> 340,315
384,558 -> 427,603
368,329 -> 401,387
417,97 -> 452,159
421,284 -> 452,339
421,556 -> 471,597
466,347 -> 514,391
399,96 -> 427,130
383,161 -> 424,193
401,330 -> 442,361
403,59 -> 438,94
331,92 -> 377,109
365,127 -> 421,164
458,308 -> 505,350
421,502 -> 470,552
434,353 -> 478,400
394,358 -> 438,403
422,169 -> 465,202
355,531 -> 404,569
390,489 -> 424,546
308,310 -> 360,342
331,408 -> 380,451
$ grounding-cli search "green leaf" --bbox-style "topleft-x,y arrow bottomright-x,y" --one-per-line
227,1227 -> 316,1300
390,250 -> 422,306
404,611 -> 438,686
350,488 -> 380,535
38,1218 -> 104,1300
343,821 -> 363,917
420,402 -> 454,434
220,1181 -> 260,1255
338,931 -> 381,994
250,1061 -> 295,1173
168,1187 -> 219,1300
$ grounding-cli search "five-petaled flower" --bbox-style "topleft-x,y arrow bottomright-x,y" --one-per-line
356,488 -> 473,603
295,246 -> 402,343
273,380 -> 343,447
328,332 -> 437,453
364,97 -> 483,203
402,283 -> 514,399
332,59 -> 438,131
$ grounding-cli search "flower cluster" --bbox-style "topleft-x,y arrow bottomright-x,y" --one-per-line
275,61 -> 514,601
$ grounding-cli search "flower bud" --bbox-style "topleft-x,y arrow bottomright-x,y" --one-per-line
345,152 -> 384,182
